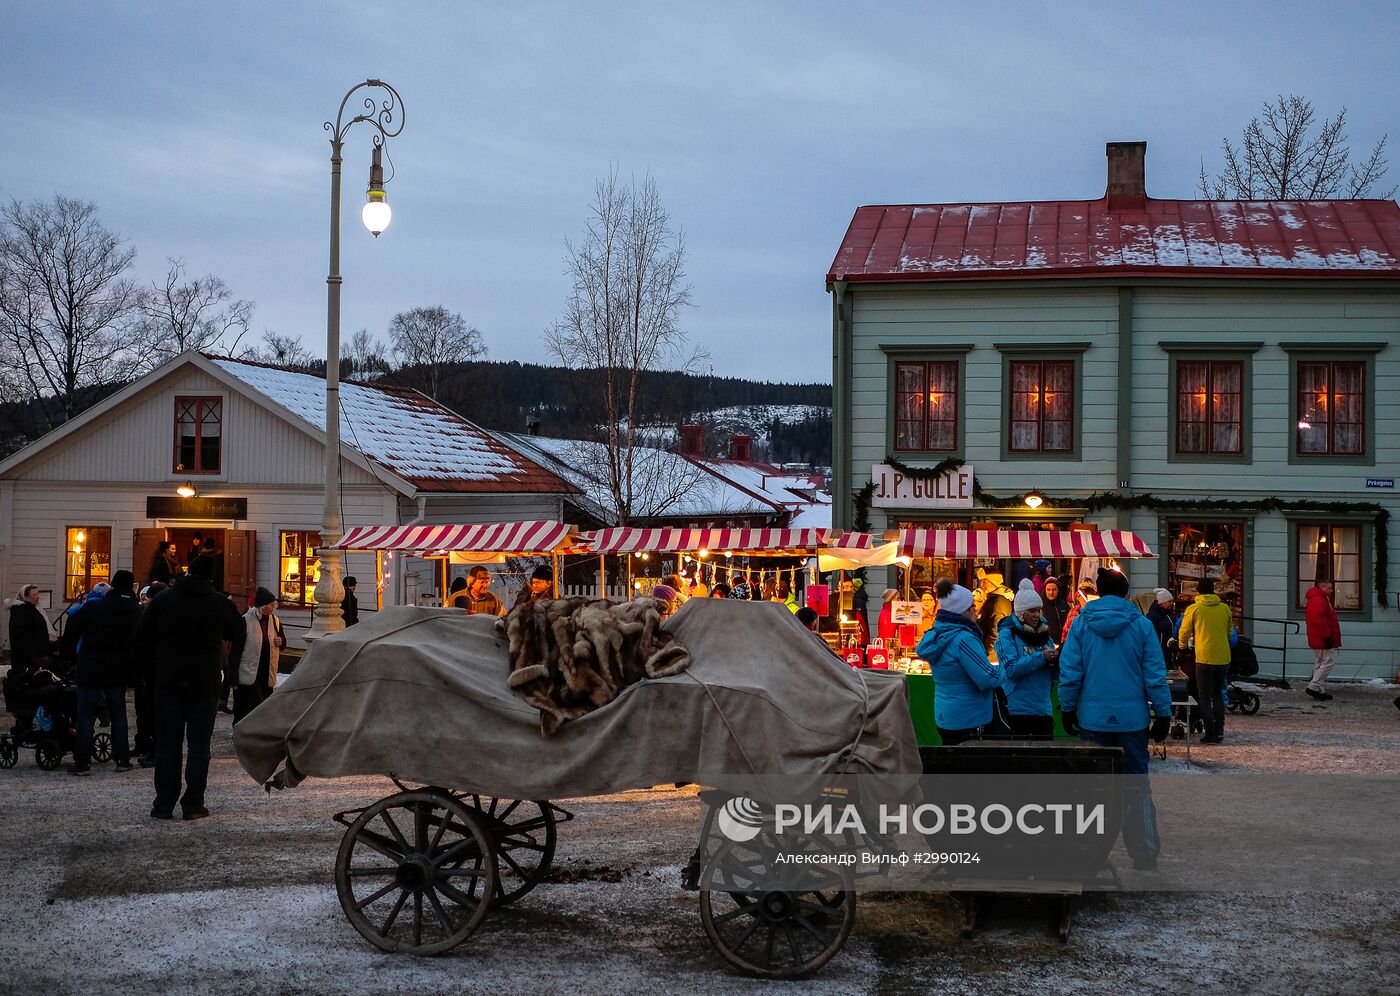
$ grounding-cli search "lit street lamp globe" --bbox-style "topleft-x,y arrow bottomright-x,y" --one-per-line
362,195 -> 391,237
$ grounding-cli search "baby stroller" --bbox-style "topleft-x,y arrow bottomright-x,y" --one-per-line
1225,636 -> 1261,715
0,665 -> 110,771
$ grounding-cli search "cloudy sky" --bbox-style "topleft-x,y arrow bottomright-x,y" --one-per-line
7,1 -> 1396,382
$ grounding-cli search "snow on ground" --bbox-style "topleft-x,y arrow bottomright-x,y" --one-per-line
1,684 -> 1398,994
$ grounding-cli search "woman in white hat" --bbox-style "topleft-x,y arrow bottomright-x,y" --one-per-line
996,579 -> 1060,739
916,579 -> 1003,745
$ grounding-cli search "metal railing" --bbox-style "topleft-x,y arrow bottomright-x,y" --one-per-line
1239,614 -> 1302,689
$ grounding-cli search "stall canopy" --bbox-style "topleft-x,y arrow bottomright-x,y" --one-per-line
898,528 -> 1155,560
335,520 -> 581,555
583,526 -> 872,556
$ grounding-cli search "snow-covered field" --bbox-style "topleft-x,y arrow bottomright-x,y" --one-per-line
1,683 -> 1397,995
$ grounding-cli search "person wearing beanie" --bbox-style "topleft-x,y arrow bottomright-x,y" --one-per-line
1031,559 -> 1053,595
514,565 -> 554,608
133,552 -> 246,820
1145,588 -> 1177,660
649,583 -> 678,617
795,606 -> 819,631
1059,579 -> 1099,643
1040,576 -> 1069,646
233,587 -> 284,725
61,569 -> 142,773
1058,565 -> 1173,870
664,574 -> 689,609
916,579 -> 1004,744
997,579 -> 1059,739
1177,576 -> 1235,743
976,570 -> 1016,656
340,575 -> 360,627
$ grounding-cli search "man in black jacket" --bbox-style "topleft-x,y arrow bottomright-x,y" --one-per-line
133,555 -> 245,820
63,569 -> 142,774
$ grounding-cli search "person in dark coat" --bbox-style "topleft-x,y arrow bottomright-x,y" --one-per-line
132,582 -> 168,766
148,541 -> 179,585
132,554 -> 245,821
1145,588 -> 1177,659
1039,576 -> 1069,646
513,566 -> 552,608
185,532 -> 204,568
341,576 -> 360,626
7,584 -> 53,679
62,570 -> 141,774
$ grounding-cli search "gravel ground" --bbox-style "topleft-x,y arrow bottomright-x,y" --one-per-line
1,682 -> 1397,995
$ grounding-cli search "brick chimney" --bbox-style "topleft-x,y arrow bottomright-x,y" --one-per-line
1105,141 -> 1147,211
525,413 -> 541,436
729,433 -> 754,462
679,423 -> 705,456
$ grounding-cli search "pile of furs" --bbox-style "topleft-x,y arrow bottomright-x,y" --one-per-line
498,596 -> 690,735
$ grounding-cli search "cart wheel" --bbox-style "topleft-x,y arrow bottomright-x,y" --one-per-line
93,732 -> 113,763
700,832 -> 855,979
1226,701 -> 1239,713
1240,692 -> 1261,716
459,796 -> 557,906
34,739 -> 63,771
0,737 -> 16,769
334,789 -> 497,956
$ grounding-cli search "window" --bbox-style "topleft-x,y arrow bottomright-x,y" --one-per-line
1009,360 -> 1074,452
64,526 -> 111,601
174,396 -> 222,474
1296,523 -> 1363,612
279,530 -> 321,607
1176,360 -> 1242,455
1296,361 -> 1364,456
894,360 -> 958,452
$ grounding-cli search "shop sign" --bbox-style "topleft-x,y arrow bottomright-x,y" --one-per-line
1364,478 -> 1394,489
146,495 -> 248,520
870,463 -> 973,509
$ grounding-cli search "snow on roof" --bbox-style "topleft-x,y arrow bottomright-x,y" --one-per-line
697,459 -> 824,508
212,357 -> 571,494
787,499 -> 832,531
496,433 -> 780,522
829,198 -> 1400,282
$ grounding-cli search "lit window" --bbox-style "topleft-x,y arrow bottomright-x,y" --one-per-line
894,360 -> 958,452
279,530 -> 321,607
1296,523 -> 1363,611
1296,361 -> 1364,456
65,526 -> 111,601
1009,360 -> 1074,452
1176,360 -> 1242,455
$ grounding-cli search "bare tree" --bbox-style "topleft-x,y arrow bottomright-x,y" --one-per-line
252,330 -> 317,369
0,195 -> 140,426
1199,95 -> 1395,200
343,327 -> 392,379
544,170 -> 696,524
387,305 -> 485,399
134,258 -> 254,365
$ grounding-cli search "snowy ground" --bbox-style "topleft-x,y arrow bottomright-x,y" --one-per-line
1,683 -> 1398,995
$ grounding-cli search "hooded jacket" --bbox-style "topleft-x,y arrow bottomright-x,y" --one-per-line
995,614 -> 1056,717
6,600 -> 53,676
1177,594 -> 1234,665
132,574 -> 246,698
916,610 -> 1002,731
1303,587 -> 1342,651
62,588 -> 142,687
1058,596 -> 1172,733
1145,602 -> 1176,657
977,579 -> 1015,654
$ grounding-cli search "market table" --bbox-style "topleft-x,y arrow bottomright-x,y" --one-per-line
899,672 -> 1075,746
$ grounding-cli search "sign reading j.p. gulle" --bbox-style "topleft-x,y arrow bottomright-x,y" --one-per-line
871,464 -> 974,509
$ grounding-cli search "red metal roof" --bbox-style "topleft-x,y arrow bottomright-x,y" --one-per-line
828,198 -> 1400,283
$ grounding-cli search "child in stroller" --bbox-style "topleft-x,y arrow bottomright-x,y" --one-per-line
0,662 -> 108,770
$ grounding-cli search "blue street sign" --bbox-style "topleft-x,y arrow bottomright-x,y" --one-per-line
1365,478 -> 1394,489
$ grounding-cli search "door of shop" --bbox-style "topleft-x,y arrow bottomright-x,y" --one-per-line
132,527 -> 256,610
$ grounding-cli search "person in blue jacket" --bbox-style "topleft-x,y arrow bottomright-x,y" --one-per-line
996,579 -> 1060,740
1058,567 -> 1173,870
916,579 -> 1003,745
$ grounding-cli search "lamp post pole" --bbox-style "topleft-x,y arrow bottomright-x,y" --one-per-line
305,79 -> 404,643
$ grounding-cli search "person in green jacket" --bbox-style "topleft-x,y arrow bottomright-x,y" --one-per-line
1177,578 -> 1234,744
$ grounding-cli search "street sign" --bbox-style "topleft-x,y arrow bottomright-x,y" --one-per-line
1365,478 -> 1394,489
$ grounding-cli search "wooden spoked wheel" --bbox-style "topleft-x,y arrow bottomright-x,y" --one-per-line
0,736 -> 16,769
458,795 -> 557,906
334,790 -> 498,955
699,830 -> 855,979
92,732 -> 112,763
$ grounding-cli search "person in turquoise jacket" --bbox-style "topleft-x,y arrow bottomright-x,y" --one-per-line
996,579 -> 1060,740
1058,567 -> 1173,870
916,579 -> 1003,745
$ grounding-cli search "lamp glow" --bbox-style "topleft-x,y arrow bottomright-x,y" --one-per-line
362,194 -> 391,237
176,482 -> 198,498
1023,490 -> 1046,510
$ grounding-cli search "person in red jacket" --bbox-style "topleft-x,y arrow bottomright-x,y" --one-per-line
1304,582 -> 1342,701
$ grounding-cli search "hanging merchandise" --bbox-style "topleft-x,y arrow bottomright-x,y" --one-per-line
807,584 -> 830,615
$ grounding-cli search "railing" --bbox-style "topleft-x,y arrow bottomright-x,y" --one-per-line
560,584 -> 632,599
1239,614 -> 1302,689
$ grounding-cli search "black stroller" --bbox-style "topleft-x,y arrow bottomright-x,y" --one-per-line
0,665 -> 110,770
1168,636 -> 1261,738
1225,636 -> 1262,715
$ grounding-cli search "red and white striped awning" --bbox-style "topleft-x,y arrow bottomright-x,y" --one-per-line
335,520 -> 578,554
582,527 -> 872,556
898,528 -> 1155,560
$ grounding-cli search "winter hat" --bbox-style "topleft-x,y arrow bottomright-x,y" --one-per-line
1034,559 -> 1052,571
90,582 -> 112,597
795,607 -> 819,630
938,584 -> 975,616
188,555 -> 216,581
1154,588 -> 1173,605
650,584 -> 678,604
983,571 -> 1005,588
253,587 -> 277,607
110,570 -> 135,591
1096,567 -> 1130,599
1198,577 -> 1216,595
531,565 -> 553,583
342,576 -> 358,589
882,588 -> 899,602
1013,578 -> 1043,615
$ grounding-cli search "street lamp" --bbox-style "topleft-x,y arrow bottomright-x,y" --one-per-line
305,79 -> 405,643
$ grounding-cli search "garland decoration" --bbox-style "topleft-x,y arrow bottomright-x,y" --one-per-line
854,454 -> 1391,606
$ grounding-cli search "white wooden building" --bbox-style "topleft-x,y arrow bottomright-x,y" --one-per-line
0,351 -> 575,644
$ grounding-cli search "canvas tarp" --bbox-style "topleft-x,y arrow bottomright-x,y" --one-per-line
234,598 -> 920,798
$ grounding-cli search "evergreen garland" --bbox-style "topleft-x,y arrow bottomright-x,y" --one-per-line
855,454 -> 1391,606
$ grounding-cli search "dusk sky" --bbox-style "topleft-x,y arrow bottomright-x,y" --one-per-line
8,1 -> 1397,383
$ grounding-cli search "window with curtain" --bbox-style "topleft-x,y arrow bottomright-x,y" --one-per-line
1296,523 -> 1363,611
1296,361 -> 1364,456
174,396 -> 223,473
65,526 -> 112,601
1176,360 -> 1242,454
893,360 -> 958,452
1009,359 -> 1074,452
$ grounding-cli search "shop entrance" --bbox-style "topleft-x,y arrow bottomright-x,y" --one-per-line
132,525 -> 256,609
1165,520 -> 1245,630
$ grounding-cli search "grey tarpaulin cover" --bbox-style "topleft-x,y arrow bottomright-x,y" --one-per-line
234,598 -> 920,798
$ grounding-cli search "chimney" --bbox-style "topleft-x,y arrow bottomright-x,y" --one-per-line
525,413 -> 541,436
679,423 -> 705,456
729,433 -> 754,462
1105,141 -> 1147,210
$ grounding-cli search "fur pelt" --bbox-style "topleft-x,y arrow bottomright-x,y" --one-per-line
498,596 -> 690,735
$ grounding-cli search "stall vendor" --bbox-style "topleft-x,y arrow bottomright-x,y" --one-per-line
456,567 -> 505,616
514,566 -> 553,608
